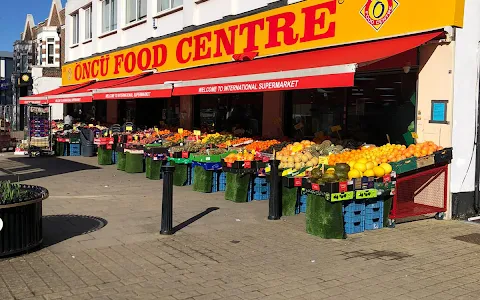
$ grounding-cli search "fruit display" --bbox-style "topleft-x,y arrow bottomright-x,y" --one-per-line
224,151 -> 256,163
217,138 -> 253,148
197,148 -> 227,155
166,130 -> 193,144
201,133 -> 233,145
245,140 -> 280,152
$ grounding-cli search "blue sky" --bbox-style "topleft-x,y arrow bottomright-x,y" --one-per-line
0,0 -> 66,52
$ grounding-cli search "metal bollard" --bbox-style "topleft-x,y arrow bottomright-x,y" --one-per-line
268,160 -> 282,220
160,165 -> 175,235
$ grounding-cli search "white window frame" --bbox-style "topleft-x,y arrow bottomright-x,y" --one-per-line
85,7 -> 92,40
157,0 -> 183,12
102,0 -> 117,33
72,13 -> 80,45
47,38 -> 55,65
126,0 -> 147,24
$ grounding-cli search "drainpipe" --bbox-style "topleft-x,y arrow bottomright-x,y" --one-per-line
474,42 -> 480,213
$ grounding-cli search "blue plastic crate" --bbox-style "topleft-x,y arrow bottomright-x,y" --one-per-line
253,190 -> 269,201
218,172 -> 226,191
343,200 -> 365,217
365,216 -> 383,230
366,199 -> 384,219
299,194 -> 308,213
344,215 -> 365,234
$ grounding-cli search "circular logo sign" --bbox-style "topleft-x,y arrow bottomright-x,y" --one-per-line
21,74 -> 30,82
0,218 -> 3,232
361,0 -> 399,31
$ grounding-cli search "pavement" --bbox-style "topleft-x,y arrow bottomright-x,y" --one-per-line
0,154 -> 480,300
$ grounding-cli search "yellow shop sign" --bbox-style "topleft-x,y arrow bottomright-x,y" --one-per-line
62,0 -> 465,85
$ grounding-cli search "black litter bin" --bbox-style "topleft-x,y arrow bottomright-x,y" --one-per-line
80,128 -> 96,157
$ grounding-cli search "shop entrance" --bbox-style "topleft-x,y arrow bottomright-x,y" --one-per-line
285,71 -> 417,146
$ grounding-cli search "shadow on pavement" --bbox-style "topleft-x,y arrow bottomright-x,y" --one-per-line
42,214 -> 108,247
172,207 -> 219,234
0,156 -> 100,182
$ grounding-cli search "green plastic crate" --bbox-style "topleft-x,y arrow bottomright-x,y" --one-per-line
171,162 -> 189,186
390,157 -> 417,174
146,157 -> 162,180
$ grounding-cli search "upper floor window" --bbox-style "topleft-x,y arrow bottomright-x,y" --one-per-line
102,0 -> 117,33
72,13 -> 79,44
47,38 -> 55,65
20,55 -> 28,72
85,7 -> 92,40
39,41 -> 43,65
126,0 -> 147,24
158,0 -> 183,12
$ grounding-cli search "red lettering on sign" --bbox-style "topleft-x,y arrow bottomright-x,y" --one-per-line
265,12 -> 299,49
81,62 -> 91,80
152,44 -> 167,68
300,0 -> 336,43
176,37 -> 193,64
91,59 -> 99,78
240,19 -> 265,53
193,32 -> 212,61
74,64 -> 82,81
113,54 -> 124,74
124,52 -> 136,73
137,48 -> 152,71
213,26 -> 238,58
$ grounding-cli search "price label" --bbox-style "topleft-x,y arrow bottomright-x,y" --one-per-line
169,153 -> 173,157
155,128 -> 159,133
227,162 -> 233,168
194,130 -> 201,136
411,132 -> 418,139
294,177 -> 302,187
178,128 -> 184,134
244,161 -> 251,169
205,157 -> 210,161
339,182 -> 348,193
355,189 -> 378,200
383,174 -> 391,183
262,156 -> 269,163
88,124 -> 94,128
106,144 -> 112,150
182,151 -> 189,159
134,136 -> 138,141
126,126 -> 133,131
311,183 -> 320,191
330,191 -> 354,202
331,125 -> 342,132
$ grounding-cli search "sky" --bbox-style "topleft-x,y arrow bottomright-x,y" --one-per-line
0,0 -> 66,52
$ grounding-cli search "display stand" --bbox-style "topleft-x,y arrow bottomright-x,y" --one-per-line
26,104 -> 53,157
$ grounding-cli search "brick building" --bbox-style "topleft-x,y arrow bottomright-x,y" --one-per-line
12,0 -> 65,128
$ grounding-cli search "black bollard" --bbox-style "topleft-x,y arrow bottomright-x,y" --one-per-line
268,160 -> 282,220
160,165 -> 175,235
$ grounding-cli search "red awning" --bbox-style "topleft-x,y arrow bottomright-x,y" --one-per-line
172,31 -> 441,95
48,74 -> 150,104
92,31 -> 441,99
19,82 -> 92,105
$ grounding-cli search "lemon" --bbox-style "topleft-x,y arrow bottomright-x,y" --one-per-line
353,162 -> 367,173
365,161 -> 375,170
348,161 -> 356,168
380,163 -> 393,174
348,169 -> 361,179
373,166 -> 385,177
358,158 -> 368,164
364,169 -> 375,177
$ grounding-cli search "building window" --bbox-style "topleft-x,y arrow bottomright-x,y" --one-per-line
102,0 -> 117,32
20,55 -> 28,72
47,38 -> 55,65
126,0 -> 147,24
158,0 -> 183,12
72,13 -> 79,44
39,41 -> 43,65
85,7 -> 92,40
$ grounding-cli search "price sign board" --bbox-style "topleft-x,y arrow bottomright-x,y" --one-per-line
355,189 -> 378,200
330,192 -> 354,202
